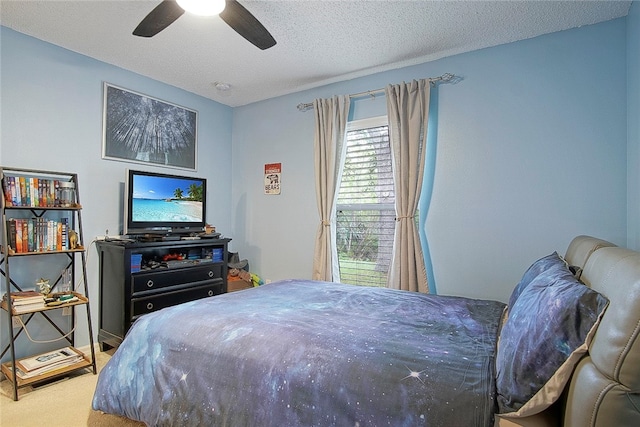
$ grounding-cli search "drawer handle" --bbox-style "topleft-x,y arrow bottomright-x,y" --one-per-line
146,280 -> 154,288
146,303 -> 154,310
208,270 -> 214,278
208,290 -> 214,297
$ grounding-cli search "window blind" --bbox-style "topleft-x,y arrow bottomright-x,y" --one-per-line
336,124 -> 394,287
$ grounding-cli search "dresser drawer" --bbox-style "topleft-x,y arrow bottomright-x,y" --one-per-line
131,280 -> 223,318
132,263 -> 223,294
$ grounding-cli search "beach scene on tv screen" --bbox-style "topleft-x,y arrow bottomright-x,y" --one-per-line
132,175 -> 203,222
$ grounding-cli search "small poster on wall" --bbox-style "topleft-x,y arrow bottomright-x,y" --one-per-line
264,163 -> 281,195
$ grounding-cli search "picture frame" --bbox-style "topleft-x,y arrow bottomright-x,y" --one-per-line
102,83 -> 198,170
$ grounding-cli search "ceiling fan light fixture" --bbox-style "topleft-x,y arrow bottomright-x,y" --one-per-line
177,0 -> 226,16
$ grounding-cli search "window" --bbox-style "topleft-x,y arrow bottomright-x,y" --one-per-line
336,117 -> 394,287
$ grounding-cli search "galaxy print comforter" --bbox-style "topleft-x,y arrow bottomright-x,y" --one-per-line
92,280 -> 506,426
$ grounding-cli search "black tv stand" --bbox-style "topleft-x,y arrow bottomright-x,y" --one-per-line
95,237 -> 231,350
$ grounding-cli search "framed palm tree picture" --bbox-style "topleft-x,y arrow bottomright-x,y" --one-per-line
102,83 -> 198,170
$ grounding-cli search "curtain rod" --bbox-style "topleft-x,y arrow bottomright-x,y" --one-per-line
296,73 -> 455,112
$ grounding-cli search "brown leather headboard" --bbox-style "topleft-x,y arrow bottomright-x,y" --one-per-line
563,246 -> 640,426
563,235 -> 616,268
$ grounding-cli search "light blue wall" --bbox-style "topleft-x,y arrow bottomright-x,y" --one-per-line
232,17 -> 629,302
0,27 -> 233,357
628,1 -> 640,249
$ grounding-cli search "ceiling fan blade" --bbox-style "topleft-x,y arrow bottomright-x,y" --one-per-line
220,0 -> 276,50
133,0 -> 185,37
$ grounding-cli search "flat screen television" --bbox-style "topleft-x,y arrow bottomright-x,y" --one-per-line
123,169 -> 207,236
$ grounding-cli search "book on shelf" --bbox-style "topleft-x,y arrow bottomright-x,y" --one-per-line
2,291 -> 45,312
14,347 -> 83,379
5,217 -> 70,253
11,302 -> 46,313
2,176 -> 14,206
2,174 -> 70,208
3,290 -> 44,303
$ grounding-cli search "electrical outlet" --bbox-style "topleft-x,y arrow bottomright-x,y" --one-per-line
12,316 -> 22,328
62,307 -> 71,316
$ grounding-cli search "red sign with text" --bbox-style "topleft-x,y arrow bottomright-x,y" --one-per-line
264,163 -> 281,195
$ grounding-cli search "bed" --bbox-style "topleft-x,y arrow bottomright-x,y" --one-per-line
92,236 -> 640,426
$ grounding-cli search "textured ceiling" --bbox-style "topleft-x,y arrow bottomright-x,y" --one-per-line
0,0 -> 632,107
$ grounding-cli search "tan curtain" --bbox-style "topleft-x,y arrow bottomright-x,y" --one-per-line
312,96 -> 350,281
385,80 -> 430,292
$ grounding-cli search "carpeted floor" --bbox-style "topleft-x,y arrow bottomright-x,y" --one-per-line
0,346 -> 144,426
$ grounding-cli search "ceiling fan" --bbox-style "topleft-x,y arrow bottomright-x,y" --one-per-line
133,0 -> 276,50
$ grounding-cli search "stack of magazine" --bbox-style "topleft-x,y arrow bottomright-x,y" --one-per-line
14,347 -> 83,379
2,291 -> 45,313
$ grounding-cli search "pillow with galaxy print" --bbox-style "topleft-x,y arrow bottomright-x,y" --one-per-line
495,263 -> 609,418
507,252 -> 567,309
